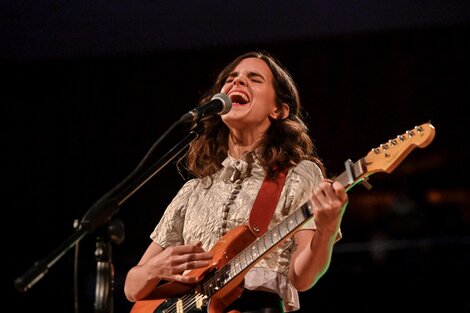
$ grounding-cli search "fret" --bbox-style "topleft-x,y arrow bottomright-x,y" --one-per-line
265,232 -> 273,249
272,228 -> 279,242
273,227 -> 281,244
256,239 -> 266,255
245,248 -> 253,264
279,220 -> 288,237
238,252 -> 245,268
258,236 -> 268,254
273,224 -> 280,240
259,230 -> 273,253
250,244 -> 259,259
227,266 -> 234,279
234,258 -> 241,275
298,205 -> 309,223
222,267 -> 231,284
220,263 -> 234,286
241,250 -> 249,266
295,211 -> 303,225
214,274 -> 221,290
302,201 -> 313,219
224,267 -> 232,283
286,214 -> 297,232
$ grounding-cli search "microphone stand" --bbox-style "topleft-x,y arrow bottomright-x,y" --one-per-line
14,122 -> 205,312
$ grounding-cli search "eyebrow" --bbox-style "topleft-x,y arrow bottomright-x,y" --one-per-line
227,71 -> 266,81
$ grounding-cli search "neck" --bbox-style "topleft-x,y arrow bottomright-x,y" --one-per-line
225,119 -> 272,159
228,130 -> 263,159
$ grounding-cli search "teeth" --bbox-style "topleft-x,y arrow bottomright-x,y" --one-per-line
230,91 -> 249,103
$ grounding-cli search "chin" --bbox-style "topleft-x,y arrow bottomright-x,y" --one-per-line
222,114 -> 247,130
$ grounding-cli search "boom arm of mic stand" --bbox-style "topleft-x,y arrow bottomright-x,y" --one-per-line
14,124 -> 204,293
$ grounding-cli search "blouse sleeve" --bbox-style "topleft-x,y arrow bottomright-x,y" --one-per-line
150,178 -> 199,248
289,161 -> 343,241
283,160 -> 323,231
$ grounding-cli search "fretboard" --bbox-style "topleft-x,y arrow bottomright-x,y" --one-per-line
201,201 -> 313,297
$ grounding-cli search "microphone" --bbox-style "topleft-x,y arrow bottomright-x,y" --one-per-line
179,93 -> 232,123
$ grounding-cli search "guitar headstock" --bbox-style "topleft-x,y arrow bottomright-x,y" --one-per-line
364,122 -> 436,175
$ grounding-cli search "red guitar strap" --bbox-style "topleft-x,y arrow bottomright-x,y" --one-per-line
249,170 -> 287,237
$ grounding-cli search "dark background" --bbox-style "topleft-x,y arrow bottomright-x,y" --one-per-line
3,1 -> 469,313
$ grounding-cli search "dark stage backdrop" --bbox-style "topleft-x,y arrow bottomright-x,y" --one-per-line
4,23 -> 469,313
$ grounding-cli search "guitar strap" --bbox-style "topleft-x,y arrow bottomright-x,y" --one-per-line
248,169 -> 287,237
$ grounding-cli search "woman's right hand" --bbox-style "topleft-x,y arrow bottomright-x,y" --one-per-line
143,241 -> 213,284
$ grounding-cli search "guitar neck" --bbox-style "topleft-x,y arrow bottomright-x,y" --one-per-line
200,201 -> 313,296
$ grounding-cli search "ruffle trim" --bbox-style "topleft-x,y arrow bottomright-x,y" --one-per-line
244,268 -> 300,312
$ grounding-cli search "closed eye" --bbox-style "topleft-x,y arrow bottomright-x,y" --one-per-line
224,71 -> 266,84
247,72 -> 265,83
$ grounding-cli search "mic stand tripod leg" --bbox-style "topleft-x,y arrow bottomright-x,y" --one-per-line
94,219 -> 125,313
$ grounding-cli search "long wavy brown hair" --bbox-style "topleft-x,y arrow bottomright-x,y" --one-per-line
179,51 -> 325,180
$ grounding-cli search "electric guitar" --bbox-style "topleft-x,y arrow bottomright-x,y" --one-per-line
130,122 -> 436,313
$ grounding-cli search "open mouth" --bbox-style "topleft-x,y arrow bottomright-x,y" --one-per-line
229,91 -> 250,105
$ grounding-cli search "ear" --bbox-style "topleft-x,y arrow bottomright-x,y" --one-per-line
270,103 -> 290,120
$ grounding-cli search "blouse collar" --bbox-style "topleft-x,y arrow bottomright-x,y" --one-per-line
221,151 -> 258,183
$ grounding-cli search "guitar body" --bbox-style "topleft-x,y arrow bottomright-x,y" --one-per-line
131,225 -> 257,313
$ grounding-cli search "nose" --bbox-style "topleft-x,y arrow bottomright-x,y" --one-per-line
232,74 -> 247,86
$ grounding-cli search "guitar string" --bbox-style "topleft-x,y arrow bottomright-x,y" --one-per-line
164,291 -> 200,313
201,228 -> 273,294
200,210 -> 302,294
177,294 -> 199,313
202,215 -> 299,306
